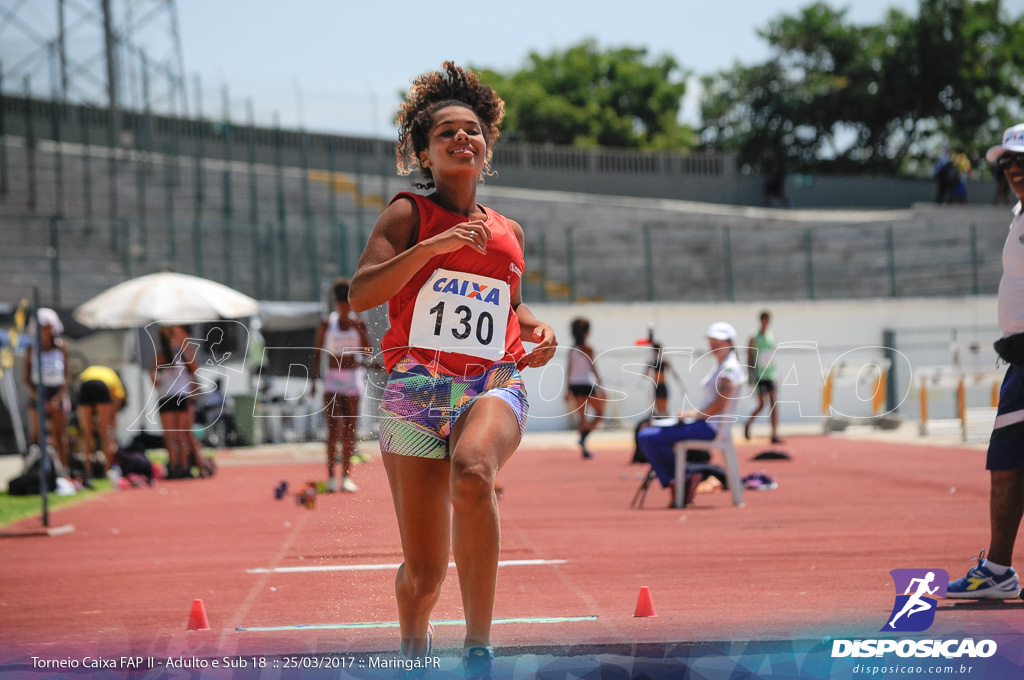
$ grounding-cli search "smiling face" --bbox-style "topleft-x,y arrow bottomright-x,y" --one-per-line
1001,153 -> 1024,202
418,105 -> 487,182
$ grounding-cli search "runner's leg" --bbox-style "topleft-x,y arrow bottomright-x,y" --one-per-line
573,395 -> 587,435
95,402 -> 117,470
28,405 -> 39,445
767,387 -> 780,441
339,396 -> 360,479
159,411 -> 182,473
747,391 -> 766,435
50,407 -> 70,472
78,405 -> 96,462
448,396 -> 522,648
988,468 -> 1024,566
325,394 -> 341,480
584,392 -> 604,432
382,452 -> 451,657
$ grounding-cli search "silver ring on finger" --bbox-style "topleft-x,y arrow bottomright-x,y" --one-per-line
470,230 -> 475,237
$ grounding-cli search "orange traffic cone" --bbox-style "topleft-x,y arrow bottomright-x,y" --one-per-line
633,586 -> 657,617
187,598 -> 211,630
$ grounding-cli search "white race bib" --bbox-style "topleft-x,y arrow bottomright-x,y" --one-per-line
41,362 -> 65,386
408,268 -> 509,361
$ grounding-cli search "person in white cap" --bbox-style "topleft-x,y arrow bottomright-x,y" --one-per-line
947,123 -> 1024,600
636,322 -> 747,507
24,307 -> 72,477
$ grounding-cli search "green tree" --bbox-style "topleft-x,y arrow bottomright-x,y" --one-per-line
699,0 -> 1024,175
473,40 -> 692,150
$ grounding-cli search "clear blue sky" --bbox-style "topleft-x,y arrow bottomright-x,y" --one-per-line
177,0 -> 923,137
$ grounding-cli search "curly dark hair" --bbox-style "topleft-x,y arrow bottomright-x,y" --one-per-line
396,61 -> 504,190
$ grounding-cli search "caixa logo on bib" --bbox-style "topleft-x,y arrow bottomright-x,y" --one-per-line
882,569 -> 947,632
431,276 -> 502,306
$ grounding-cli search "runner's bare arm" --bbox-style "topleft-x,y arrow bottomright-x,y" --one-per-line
170,327 -> 201,376
349,197 -> 490,312
23,346 -> 34,400
179,341 -> 201,377
584,345 -> 602,383
310,319 -> 328,380
57,344 -> 71,401
690,377 -> 737,419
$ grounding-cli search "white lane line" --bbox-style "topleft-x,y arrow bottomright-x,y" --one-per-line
245,558 -> 567,574
236,615 -> 597,632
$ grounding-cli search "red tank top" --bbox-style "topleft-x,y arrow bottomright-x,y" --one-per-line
381,192 -> 527,376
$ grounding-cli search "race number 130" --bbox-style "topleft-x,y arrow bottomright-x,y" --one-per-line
408,269 -> 509,360
428,301 -> 494,345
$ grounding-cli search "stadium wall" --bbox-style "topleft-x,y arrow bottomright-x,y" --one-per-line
520,296 -> 1000,432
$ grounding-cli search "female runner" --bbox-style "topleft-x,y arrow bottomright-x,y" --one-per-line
349,62 -> 556,678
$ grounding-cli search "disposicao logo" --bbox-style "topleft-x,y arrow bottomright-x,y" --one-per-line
882,569 -> 947,632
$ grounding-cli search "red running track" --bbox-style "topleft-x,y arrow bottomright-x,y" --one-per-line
1,434 -> 1022,664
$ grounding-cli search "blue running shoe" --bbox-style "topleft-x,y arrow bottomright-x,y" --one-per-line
462,646 -> 495,680
947,550 -> 1022,599
396,623 -> 434,680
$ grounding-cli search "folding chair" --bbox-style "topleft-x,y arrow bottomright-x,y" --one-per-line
630,468 -> 658,508
673,420 -> 745,508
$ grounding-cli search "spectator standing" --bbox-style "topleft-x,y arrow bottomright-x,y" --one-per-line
311,278 -> 373,493
24,308 -> 72,477
947,123 -> 1024,600
950,149 -> 974,204
567,318 -> 604,459
935,147 -> 955,204
744,311 -> 783,444
761,147 -> 791,208
152,325 -> 213,478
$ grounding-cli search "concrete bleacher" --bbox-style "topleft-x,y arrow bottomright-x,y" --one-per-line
475,186 -> 1011,303
1,134 -> 379,306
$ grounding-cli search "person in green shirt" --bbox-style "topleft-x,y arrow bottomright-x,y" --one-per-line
744,311 -> 783,444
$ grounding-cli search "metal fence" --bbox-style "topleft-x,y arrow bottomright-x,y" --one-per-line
517,218 -> 1006,305
4,209 -> 1007,310
1,214 -> 370,307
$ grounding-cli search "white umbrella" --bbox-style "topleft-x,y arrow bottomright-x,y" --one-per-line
73,272 -> 260,328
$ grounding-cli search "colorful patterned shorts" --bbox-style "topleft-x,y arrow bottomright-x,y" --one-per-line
379,354 -> 529,459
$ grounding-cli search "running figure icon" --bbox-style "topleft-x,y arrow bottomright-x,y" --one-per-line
882,568 -> 948,632
888,572 -> 939,628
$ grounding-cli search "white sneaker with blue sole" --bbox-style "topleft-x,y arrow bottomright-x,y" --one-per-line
946,550 -> 1022,599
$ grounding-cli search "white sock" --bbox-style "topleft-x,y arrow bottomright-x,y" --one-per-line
983,560 -> 1010,575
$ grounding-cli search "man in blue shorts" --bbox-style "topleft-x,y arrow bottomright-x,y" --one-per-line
947,123 -> 1024,600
